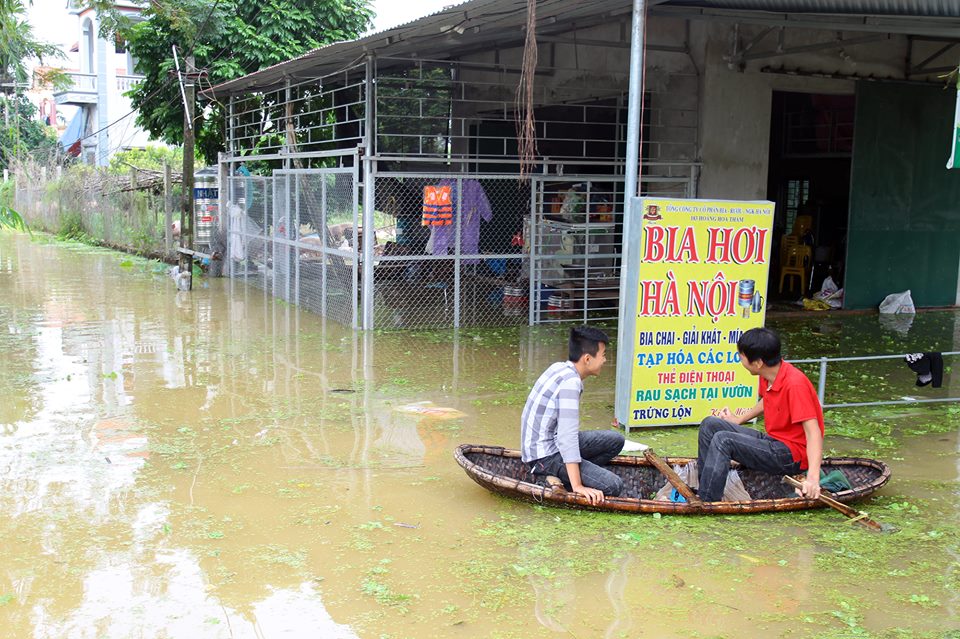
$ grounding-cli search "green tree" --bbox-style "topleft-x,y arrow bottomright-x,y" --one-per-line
1,1 -> 64,178
87,0 -> 374,163
0,0 -> 63,90
108,145 -> 185,173
0,94 -> 59,170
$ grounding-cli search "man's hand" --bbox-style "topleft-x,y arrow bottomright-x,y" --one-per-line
565,462 -> 605,505
718,407 -> 740,424
795,475 -> 821,500
572,485 -> 605,505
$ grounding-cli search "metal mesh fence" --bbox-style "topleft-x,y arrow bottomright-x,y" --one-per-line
530,171 -> 696,324
12,164 -> 178,259
371,173 -> 529,329
222,164 -> 696,330
373,56 -> 700,167
286,169 -> 359,327
218,41 -> 702,329
224,167 -> 360,327
225,175 -> 274,295
370,169 -> 696,329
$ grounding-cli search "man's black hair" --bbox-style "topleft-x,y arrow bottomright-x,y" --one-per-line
736,327 -> 782,366
569,325 -> 609,362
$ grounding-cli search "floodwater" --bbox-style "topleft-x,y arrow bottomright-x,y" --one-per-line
0,233 -> 958,639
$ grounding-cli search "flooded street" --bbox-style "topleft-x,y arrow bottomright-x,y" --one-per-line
1,233 -> 958,638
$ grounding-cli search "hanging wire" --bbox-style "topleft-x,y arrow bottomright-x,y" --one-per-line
515,0 -> 538,181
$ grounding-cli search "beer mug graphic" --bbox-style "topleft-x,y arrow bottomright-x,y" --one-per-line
738,279 -> 755,318
752,290 -> 764,314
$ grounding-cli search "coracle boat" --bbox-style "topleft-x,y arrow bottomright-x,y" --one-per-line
455,444 -> 890,514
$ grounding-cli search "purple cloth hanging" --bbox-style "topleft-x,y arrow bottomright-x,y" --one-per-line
430,179 -> 493,263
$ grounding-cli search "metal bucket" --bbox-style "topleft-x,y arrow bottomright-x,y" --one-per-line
503,286 -> 528,305
547,295 -> 575,318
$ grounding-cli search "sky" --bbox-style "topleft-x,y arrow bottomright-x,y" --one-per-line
370,0 -> 455,32
26,0 -> 460,61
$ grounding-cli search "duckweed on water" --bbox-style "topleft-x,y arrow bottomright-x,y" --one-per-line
3,233 -> 959,638
453,475 -> 958,632
251,544 -> 308,569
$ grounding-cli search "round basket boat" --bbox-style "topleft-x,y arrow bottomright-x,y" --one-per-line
455,444 -> 890,515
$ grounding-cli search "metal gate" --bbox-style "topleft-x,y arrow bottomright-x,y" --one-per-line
529,169 -> 697,324
224,164 -> 361,327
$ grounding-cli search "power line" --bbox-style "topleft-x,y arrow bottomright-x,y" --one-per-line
185,0 -> 224,62
70,0 -> 295,159
71,0 -> 226,151
71,74 -> 178,147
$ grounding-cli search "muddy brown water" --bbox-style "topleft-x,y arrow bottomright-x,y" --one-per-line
0,234 -> 958,638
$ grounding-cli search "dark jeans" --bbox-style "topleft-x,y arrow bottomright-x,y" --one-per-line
529,430 -> 625,496
697,416 -> 800,502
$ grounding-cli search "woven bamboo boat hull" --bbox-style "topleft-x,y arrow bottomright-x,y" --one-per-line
455,444 -> 891,514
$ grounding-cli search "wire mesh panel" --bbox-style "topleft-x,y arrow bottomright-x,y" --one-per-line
373,57 -> 699,167
225,175 -> 273,293
286,168 -> 360,327
227,64 -> 367,159
12,164 -> 176,259
530,170 -> 696,324
530,176 -> 624,325
370,173 -> 529,329
217,33 -> 703,330
224,163 -> 359,329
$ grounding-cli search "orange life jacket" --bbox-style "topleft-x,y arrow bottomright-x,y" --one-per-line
422,185 -> 453,226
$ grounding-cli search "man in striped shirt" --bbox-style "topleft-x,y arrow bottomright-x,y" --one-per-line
521,326 -> 625,504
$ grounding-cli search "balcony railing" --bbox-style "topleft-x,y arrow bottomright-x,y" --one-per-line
54,71 -> 97,105
55,71 -> 144,105
65,71 -> 97,93
117,75 -> 142,92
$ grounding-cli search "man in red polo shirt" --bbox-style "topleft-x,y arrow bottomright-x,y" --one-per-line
696,327 -> 824,502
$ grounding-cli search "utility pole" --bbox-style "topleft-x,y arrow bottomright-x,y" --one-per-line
163,160 -> 173,254
174,47 -> 196,290
614,0 -> 647,429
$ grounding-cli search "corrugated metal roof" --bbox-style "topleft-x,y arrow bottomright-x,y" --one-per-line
205,0 -> 642,95
666,1 -> 960,16
205,0 -> 960,96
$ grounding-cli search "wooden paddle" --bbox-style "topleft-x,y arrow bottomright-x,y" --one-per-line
644,449 -> 702,506
782,475 -> 886,532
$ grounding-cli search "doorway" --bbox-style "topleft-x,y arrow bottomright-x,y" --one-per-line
766,91 -> 855,302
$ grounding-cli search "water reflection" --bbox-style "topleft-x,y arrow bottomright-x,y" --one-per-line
0,237 -> 373,636
878,312 -> 915,337
35,545 -> 356,639
1,234 -> 958,637
603,555 -> 634,639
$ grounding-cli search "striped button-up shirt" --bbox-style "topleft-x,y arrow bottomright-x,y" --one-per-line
521,361 -> 583,464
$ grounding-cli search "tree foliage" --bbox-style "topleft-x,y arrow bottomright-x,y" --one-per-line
0,94 -> 59,170
108,145 -> 185,173
87,0 -> 374,163
0,0 -> 63,90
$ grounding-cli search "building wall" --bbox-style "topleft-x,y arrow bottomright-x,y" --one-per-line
695,21 -> 958,308
73,6 -> 152,165
697,22 -> 889,199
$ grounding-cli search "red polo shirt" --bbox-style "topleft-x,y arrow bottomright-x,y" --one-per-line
758,360 -> 824,470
